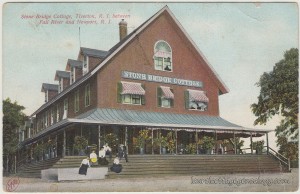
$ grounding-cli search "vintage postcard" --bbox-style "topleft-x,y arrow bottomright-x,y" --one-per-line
1,1 -> 299,192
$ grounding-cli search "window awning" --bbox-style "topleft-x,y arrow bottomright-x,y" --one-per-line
161,86 -> 174,99
121,82 -> 145,95
189,90 -> 209,103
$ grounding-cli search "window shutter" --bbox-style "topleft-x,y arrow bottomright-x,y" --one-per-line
170,89 -> 174,108
141,84 -> 146,105
117,82 -> 122,103
157,87 -> 162,107
184,91 -> 190,109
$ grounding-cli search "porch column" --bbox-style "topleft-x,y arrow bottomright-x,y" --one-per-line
266,132 -> 269,154
14,154 -> 17,174
151,128 -> 154,155
63,129 -> 66,157
215,130 -> 217,155
41,139 -> 44,160
233,132 -> 236,154
175,129 -> 178,155
159,129 -> 161,155
55,135 -> 58,157
195,130 -> 198,154
98,125 -> 101,150
250,132 -> 253,154
125,126 -> 128,155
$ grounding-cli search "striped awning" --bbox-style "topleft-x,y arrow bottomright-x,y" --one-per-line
189,90 -> 209,103
121,81 -> 145,95
161,86 -> 174,99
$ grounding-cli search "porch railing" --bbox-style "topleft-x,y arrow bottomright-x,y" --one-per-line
267,147 -> 290,172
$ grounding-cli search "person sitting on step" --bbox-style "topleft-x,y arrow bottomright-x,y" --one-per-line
89,150 -> 98,166
98,147 -> 109,165
103,143 -> 112,160
79,156 -> 90,175
110,156 -> 122,173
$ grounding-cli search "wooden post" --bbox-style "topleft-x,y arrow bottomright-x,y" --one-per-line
63,129 -> 66,157
125,126 -> 128,155
14,155 -> 17,174
151,128 -> 154,155
41,139 -> 44,160
196,130 -> 199,154
55,134 -> 58,157
98,125 -> 101,150
159,129 -> 161,155
233,132 -> 236,154
250,132 -> 253,154
215,130 -> 217,155
175,129 -> 178,155
266,132 -> 269,154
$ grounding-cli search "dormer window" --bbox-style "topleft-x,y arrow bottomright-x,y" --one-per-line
154,41 -> 172,72
82,55 -> 89,75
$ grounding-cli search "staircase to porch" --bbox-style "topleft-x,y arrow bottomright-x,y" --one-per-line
107,154 -> 284,179
16,153 -> 287,179
16,157 -> 61,178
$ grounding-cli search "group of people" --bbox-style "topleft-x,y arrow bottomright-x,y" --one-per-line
79,143 -> 128,175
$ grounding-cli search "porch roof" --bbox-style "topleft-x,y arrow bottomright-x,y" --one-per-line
22,108 -> 271,146
74,108 -> 270,134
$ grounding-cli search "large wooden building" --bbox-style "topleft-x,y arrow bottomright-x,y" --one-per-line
17,7 -> 287,174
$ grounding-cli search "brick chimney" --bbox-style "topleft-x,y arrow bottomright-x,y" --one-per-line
119,19 -> 127,41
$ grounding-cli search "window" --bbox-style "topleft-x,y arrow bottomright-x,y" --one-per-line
56,104 -> 60,121
185,90 -> 209,111
85,84 -> 90,107
50,108 -> 54,125
82,55 -> 89,75
45,112 -> 48,127
59,78 -> 64,93
157,86 -> 174,108
70,67 -> 76,84
74,90 -> 80,112
154,41 -> 172,71
63,98 -> 68,119
117,82 -> 145,105
121,94 -> 141,105
45,90 -> 48,102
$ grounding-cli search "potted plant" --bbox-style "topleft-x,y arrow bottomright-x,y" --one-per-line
103,133 -> 118,153
44,140 -> 55,159
199,136 -> 215,154
232,137 -> 245,154
166,132 -> 176,154
220,139 -> 230,154
186,143 -> 197,154
73,136 -> 88,156
251,140 -> 265,154
137,129 -> 151,154
33,143 -> 44,161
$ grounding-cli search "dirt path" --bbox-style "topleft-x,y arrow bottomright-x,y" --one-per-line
2,169 -> 298,192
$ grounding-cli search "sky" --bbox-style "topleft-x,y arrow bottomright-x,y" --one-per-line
2,2 -> 299,150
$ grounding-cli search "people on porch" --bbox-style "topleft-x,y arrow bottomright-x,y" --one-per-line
98,147 -> 109,165
89,150 -> 98,166
79,156 -> 90,175
117,144 -> 128,163
103,143 -> 112,160
110,156 -> 122,173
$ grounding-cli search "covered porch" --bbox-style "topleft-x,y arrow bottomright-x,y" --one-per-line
20,108 -> 271,161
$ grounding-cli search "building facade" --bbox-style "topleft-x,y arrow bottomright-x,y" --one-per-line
18,6 -> 270,163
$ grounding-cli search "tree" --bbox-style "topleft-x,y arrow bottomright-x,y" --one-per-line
3,98 -> 27,174
251,48 -> 298,159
